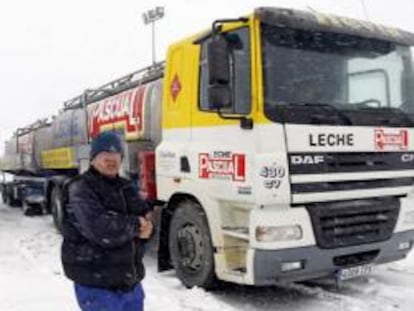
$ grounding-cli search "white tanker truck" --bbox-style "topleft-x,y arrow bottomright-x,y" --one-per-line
2,7 -> 414,289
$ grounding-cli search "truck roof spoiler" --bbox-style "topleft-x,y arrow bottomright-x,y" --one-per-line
255,7 -> 414,46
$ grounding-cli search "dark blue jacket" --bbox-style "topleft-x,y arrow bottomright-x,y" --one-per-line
61,166 -> 149,291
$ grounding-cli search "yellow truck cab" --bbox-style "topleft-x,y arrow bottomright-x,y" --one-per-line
157,7 -> 414,287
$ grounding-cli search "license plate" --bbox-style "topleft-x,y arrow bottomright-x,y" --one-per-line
337,264 -> 373,280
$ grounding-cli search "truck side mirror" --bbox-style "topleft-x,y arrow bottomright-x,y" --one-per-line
207,36 -> 230,84
208,85 -> 231,109
207,36 -> 232,109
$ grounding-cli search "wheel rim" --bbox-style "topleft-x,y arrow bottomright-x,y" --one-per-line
177,223 -> 204,271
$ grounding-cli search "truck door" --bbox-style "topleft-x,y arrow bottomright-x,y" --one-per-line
191,26 -> 255,203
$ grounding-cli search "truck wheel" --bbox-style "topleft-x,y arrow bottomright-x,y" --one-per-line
1,189 -> 8,205
7,191 -> 21,208
9,198 -> 22,207
51,186 -> 63,232
169,200 -> 217,289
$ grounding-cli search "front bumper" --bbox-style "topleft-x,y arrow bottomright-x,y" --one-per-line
253,230 -> 414,285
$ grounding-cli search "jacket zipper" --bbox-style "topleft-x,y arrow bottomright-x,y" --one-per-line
131,240 -> 138,278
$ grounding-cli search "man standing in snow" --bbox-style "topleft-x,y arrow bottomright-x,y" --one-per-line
61,131 -> 153,311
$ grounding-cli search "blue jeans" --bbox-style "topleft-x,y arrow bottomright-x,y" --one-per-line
74,283 -> 144,311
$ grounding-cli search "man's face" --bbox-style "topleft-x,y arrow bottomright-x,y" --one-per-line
91,151 -> 122,178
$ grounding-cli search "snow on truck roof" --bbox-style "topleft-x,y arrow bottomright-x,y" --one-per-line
256,7 -> 414,46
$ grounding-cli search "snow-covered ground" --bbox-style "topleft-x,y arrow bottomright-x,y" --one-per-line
1,202 -> 414,311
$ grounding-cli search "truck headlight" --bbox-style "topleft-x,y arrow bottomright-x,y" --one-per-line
256,225 -> 302,242
281,261 -> 304,272
398,241 -> 412,250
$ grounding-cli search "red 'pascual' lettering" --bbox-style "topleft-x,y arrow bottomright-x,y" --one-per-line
87,85 -> 147,139
375,129 -> 408,150
199,153 -> 245,181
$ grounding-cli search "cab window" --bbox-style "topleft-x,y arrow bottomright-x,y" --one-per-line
199,27 -> 251,114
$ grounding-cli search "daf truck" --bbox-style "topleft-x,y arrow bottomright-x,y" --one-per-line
2,7 -> 414,288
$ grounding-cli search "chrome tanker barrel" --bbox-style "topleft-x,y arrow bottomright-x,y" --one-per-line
42,63 -> 166,174
4,137 -> 17,157
36,108 -> 88,171
17,131 -> 35,172
1,136 -> 20,172
122,78 -> 163,175
83,77 -> 163,175
145,79 -> 163,146
0,128 -> 38,174
50,108 -> 87,149
33,125 -> 53,170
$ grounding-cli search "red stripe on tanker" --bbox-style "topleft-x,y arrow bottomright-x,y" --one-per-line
87,85 -> 147,139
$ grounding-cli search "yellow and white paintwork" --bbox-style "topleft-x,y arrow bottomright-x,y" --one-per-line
155,12 -> 414,285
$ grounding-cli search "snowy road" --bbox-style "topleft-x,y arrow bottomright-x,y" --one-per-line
1,203 -> 414,311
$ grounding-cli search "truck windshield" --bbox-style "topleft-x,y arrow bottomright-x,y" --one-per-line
261,23 -> 414,126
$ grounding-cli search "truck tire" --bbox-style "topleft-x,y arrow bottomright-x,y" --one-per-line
169,200 -> 217,289
9,198 -> 21,207
7,189 -> 21,208
51,186 -> 63,232
1,188 -> 8,205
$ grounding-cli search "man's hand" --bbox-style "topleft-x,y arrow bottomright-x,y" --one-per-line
138,215 -> 153,239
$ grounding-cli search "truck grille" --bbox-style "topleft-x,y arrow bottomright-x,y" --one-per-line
306,197 -> 400,249
288,152 -> 414,174
291,177 -> 414,194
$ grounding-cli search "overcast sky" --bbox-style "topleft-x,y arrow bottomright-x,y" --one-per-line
1,0 -> 414,155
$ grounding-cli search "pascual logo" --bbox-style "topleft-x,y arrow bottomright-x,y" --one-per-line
375,129 -> 408,150
199,151 -> 245,181
88,85 -> 145,138
401,153 -> 414,162
290,155 -> 324,165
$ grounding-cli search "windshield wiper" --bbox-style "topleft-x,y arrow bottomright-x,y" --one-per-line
356,106 -> 414,126
287,102 -> 353,125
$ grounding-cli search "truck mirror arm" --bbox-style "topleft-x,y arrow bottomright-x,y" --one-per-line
193,17 -> 249,45
215,108 -> 253,130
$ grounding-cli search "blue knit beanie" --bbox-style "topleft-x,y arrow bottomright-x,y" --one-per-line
90,132 -> 124,160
